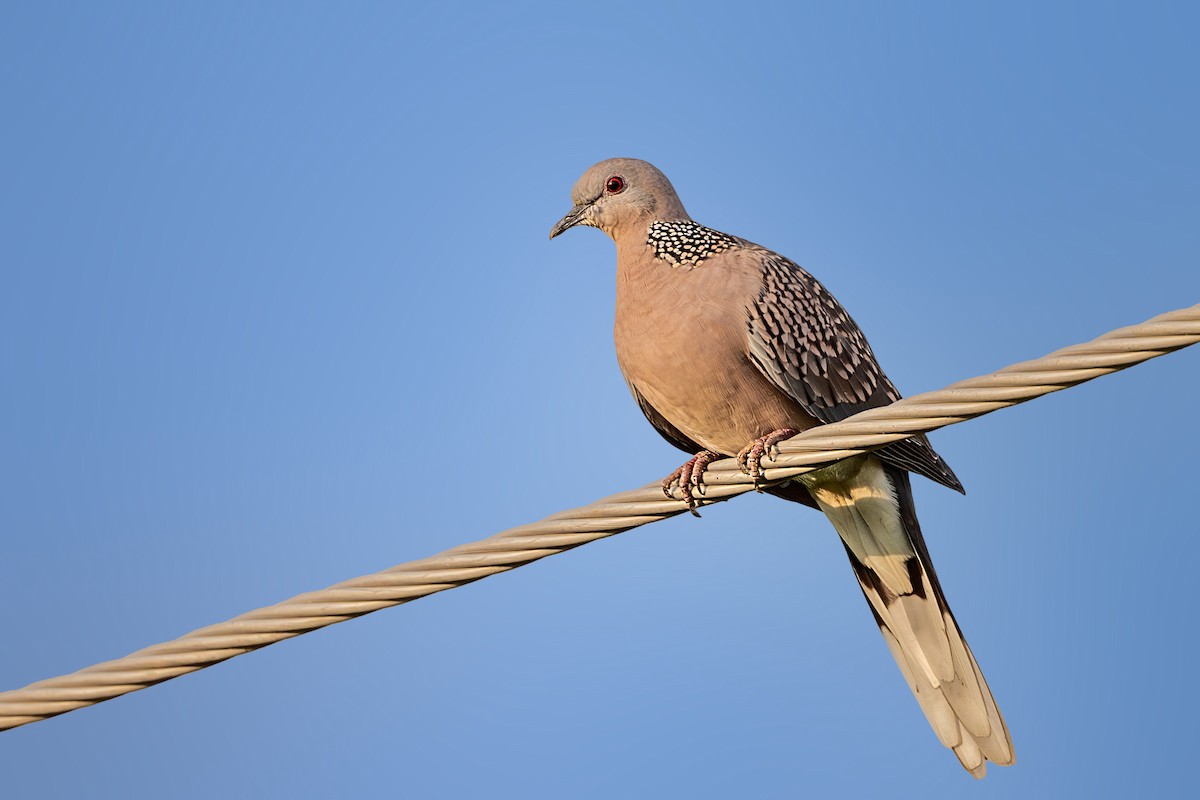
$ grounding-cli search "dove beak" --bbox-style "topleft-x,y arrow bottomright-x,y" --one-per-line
549,204 -> 591,239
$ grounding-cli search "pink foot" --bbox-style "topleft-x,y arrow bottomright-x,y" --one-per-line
736,428 -> 800,486
663,450 -> 721,517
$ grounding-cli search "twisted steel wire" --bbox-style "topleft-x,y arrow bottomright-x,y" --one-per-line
1,303 -> 1197,732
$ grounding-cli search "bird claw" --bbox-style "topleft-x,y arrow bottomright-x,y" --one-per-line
662,450 -> 721,517
736,428 -> 800,488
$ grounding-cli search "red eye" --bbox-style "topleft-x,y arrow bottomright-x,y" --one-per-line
605,175 -> 625,194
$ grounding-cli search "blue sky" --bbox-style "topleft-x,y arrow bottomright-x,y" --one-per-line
2,3 -> 1197,797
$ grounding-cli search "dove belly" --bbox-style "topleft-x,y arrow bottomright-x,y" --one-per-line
614,280 -> 816,456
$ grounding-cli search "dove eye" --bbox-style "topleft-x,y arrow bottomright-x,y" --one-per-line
605,176 -> 625,194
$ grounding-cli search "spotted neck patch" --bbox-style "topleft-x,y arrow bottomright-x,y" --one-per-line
646,220 -> 740,268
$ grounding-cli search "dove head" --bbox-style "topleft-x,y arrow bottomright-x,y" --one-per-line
550,158 -> 690,241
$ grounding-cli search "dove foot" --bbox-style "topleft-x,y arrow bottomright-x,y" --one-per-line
662,450 -> 722,517
736,428 -> 800,487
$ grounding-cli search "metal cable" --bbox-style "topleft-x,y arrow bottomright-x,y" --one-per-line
2,303 -> 1196,732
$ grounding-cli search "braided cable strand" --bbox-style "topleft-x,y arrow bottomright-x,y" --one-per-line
1,304 -> 1197,732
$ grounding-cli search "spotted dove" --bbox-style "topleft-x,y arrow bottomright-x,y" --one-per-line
550,158 -> 1015,777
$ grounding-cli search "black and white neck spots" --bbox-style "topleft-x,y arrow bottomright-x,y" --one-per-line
646,220 -> 740,268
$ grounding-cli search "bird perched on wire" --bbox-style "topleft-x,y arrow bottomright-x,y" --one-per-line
550,158 -> 1014,778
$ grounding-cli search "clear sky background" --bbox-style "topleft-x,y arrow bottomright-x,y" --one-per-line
2,3 -> 1197,798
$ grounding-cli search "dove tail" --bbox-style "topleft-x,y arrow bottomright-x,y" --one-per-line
808,458 -> 1015,778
